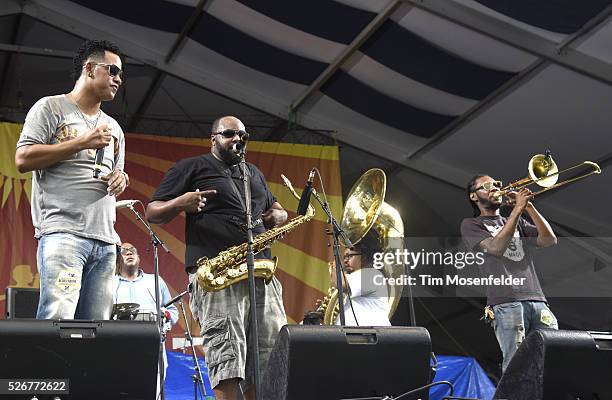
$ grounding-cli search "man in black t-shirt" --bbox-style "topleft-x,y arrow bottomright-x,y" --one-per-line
461,174 -> 558,373
146,116 -> 288,400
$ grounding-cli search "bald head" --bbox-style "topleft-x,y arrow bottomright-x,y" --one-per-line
211,116 -> 245,134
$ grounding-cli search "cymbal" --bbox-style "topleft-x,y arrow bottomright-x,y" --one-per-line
112,303 -> 140,313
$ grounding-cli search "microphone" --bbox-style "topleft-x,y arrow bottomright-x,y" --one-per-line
297,169 -> 316,216
93,147 -> 105,178
116,199 -> 137,209
232,131 -> 250,153
162,289 -> 189,308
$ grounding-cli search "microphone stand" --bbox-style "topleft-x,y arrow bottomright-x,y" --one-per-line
173,293 -> 206,400
310,190 -> 352,325
237,147 -> 262,400
124,202 -> 170,399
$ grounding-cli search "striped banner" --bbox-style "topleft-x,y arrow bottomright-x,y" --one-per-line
0,123 -> 38,308
0,124 -> 342,334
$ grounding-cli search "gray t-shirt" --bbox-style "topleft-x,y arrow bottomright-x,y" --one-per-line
461,215 -> 546,306
16,94 -> 125,244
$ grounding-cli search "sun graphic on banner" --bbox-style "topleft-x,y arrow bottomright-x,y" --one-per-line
0,170 -> 32,209
0,124 -> 32,209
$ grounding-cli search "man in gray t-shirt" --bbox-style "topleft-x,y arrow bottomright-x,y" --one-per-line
15,39 -> 129,320
461,174 -> 558,373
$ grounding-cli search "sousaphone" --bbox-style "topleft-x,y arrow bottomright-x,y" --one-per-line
320,168 -> 405,324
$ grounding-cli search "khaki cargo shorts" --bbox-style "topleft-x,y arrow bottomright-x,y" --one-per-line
189,273 -> 287,390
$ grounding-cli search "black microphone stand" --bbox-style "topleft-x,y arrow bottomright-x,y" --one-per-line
237,146 -> 262,400
169,291 -> 206,400
310,189 -> 352,325
124,202 -> 170,399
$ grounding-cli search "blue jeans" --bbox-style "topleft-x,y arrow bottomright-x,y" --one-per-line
493,300 -> 558,372
36,232 -> 116,319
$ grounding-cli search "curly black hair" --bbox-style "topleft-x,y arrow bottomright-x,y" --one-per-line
71,39 -> 122,81
466,174 -> 487,217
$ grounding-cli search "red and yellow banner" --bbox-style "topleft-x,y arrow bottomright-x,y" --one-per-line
0,123 -> 38,305
0,123 -> 342,331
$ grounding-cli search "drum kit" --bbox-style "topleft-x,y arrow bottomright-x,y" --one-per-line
111,302 -> 157,322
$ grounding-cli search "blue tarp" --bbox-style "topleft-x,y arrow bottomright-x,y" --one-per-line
430,355 -> 496,400
165,351 -> 495,400
166,350 -> 215,400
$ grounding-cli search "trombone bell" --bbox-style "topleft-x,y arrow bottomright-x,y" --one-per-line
528,154 -> 558,188
495,152 -> 601,201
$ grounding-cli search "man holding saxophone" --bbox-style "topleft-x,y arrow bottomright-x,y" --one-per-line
461,174 -> 558,373
146,116 -> 287,400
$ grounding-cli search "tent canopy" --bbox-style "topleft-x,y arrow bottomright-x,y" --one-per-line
1,0 -> 611,378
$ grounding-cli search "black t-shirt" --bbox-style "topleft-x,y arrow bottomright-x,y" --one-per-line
151,153 -> 276,269
461,215 -> 546,306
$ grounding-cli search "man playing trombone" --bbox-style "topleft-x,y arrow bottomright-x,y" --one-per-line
461,175 -> 558,373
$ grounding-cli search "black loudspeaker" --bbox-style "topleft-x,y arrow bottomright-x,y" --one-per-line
262,325 -> 432,400
0,319 -> 160,399
494,330 -> 612,400
5,287 -> 39,318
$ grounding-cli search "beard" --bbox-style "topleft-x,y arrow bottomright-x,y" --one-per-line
477,193 -> 501,211
216,143 -> 241,165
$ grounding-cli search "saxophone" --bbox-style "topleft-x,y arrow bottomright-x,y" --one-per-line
196,174 -> 315,292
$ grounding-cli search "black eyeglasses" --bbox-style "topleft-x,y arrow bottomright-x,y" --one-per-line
91,62 -> 124,79
472,181 -> 502,192
215,129 -> 249,139
343,253 -> 361,259
120,246 -> 137,255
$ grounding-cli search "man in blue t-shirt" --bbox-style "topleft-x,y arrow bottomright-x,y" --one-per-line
113,242 -> 178,327
461,175 -> 558,373
114,241 -> 178,394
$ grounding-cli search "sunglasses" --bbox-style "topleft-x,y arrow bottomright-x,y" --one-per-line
472,181 -> 502,192
120,246 -> 137,255
91,62 -> 124,79
215,129 -> 249,139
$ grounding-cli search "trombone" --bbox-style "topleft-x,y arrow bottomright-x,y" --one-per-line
492,151 -> 601,201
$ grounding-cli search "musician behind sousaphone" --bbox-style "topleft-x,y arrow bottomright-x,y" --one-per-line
311,230 -> 391,327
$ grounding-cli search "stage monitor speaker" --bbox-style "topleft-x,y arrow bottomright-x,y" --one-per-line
262,325 -> 432,400
5,287 -> 39,318
494,329 -> 612,400
0,319 -> 160,399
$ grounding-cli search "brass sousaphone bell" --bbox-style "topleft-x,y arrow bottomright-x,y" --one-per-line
320,168 -> 405,324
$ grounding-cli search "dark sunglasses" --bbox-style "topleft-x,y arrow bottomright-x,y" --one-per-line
215,129 -> 249,139
91,62 -> 124,79
472,181 -> 502,192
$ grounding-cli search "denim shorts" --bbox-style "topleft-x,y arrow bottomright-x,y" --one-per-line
189,273 -> 287,390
